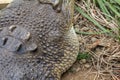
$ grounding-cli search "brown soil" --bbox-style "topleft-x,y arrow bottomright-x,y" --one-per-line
62,61 -> 96,80
62,69 -> 96,80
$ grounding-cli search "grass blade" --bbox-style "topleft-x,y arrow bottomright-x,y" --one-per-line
75,5 -> 109,32
97,0 -> 110,15
75,29 -> 110,35
105,0 -> 120,17
114,0 -> 120,5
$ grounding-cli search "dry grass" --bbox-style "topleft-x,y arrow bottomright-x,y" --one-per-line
74,0 -> 120,80
75,0 -> 119,35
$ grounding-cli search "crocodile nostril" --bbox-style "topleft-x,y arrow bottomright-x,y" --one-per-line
2,37 -> 8,45
16,44 -> 22,52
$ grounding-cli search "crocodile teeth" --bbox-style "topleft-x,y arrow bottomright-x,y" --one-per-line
9,25 -> 16,32
26,43 -> 38,52
24,32 -> 31,41
0,28 -> 2,31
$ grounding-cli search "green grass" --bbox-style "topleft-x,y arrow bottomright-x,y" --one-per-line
77,52 -> 91,60
75,0 -> 120,37
75,5 -> 110,33
75,28 -> 111,35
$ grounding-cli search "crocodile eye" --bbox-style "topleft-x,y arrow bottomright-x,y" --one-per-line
38,0 -> 62,12
50,0 -> 60,7
50,0 -> 62,12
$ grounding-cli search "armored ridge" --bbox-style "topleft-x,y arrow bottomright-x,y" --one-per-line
0,0 -> 79,80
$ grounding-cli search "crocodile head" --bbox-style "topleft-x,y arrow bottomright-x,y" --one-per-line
0,0 -> 78,80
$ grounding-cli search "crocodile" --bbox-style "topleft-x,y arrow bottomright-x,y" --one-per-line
0,0 -> 79,80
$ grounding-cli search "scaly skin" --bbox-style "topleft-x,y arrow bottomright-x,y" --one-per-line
0,0 -> 79,80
